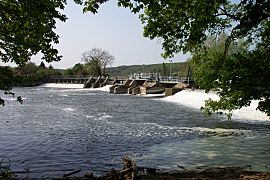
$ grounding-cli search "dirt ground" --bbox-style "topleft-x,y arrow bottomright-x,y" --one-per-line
52,167 -> 270,180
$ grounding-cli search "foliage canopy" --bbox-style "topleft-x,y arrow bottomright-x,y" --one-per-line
0,0 -> 67,105
0,0 -> 67,65
192,33 -> 270,116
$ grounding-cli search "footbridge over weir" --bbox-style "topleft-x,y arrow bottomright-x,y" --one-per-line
48,74 -> 191,86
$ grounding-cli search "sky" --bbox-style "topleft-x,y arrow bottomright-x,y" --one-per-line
31,0 -> 190,69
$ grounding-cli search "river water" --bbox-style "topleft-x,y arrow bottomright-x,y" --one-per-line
0,85 -> 270,178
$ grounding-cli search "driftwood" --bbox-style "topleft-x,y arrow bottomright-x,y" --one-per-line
63,169 -> 81,177
100,156 -> 137,180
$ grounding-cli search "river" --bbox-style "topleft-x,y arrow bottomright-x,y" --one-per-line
0,84 -> 270,178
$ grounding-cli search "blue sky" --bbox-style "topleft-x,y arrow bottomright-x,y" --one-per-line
37,1 -> 191,69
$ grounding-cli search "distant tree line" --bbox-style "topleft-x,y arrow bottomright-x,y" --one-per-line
63,61 -> 191,78
0,62 -> 61,88
106,62 -> 191,78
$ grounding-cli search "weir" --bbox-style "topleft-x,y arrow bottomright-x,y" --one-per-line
48,74 -> 193,96
49,76 -> 112,88
109,78 -> 192,95
48,76 -> 90,84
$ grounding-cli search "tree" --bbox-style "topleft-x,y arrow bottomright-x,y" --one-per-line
0,0 -> 67,65
192,33 -> 270,117
39,61 -> 46,69
0,67 -> 13,106
76,0 -> 270,117
82,48 -> 114,76
14,62 -> 39,76
72,63 -> 86,76
0,0 -> 67,105
162,62 -> 167,76
63,68 -> 75,76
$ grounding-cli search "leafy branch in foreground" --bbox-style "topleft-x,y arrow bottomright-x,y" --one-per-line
0,67 -> 23,106
192,32 -> 270,117
0,0 -> 67,65
1,0 -> 67,105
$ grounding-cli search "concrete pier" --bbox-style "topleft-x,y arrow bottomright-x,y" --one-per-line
84,76 -> 95,88
110,79 -> 146,94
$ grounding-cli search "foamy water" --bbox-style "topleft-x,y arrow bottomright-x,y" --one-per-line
42,84 -> 268,121
162,89 -> 269,122
42,83 -> 111,92
43,83 -> 84,89
63,107 -> 76,112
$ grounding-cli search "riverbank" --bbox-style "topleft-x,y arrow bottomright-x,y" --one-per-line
51,166 -> 270,179
3,165 -> 270,179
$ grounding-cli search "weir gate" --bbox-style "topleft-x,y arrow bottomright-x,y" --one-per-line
48,73 -> 193,95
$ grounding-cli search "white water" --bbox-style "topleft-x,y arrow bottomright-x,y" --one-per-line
42,84 -> 269,121
42,83 -> 111,92
163,89 -> 269,122
43,83 -> 84,88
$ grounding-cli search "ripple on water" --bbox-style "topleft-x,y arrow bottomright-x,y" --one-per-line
0,87 -> 269,179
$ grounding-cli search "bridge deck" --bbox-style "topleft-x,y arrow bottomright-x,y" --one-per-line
48,75 -> 191,84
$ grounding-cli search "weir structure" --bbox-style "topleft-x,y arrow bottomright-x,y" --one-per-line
109,73 -> 193,96
48,73 -> 193,96
48,75 -> 90,84
48,76 -> 111,88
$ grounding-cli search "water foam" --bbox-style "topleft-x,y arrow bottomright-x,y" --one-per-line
43,83 -> 84,89
104,122 -> 251,138
85,113 -> 113,121
162,89 -> 269,122
63,108 -> 76,112
42,83 -> 111,92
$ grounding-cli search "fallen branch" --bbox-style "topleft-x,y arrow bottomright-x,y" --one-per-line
63,169 -> 81,177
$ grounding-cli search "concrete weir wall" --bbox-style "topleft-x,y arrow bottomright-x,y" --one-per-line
83,76 -> 110,88
108,78 -> 188,96
113,79 -> 132,94
165,88 -> 183,96
110,79 -> 146,94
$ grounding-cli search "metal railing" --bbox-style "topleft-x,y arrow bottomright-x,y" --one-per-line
129,73 -> 190,83
49,74 -> 191,83
160,76 -> 190,82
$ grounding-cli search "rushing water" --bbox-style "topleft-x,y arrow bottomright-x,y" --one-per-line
0,85 -> 270,178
